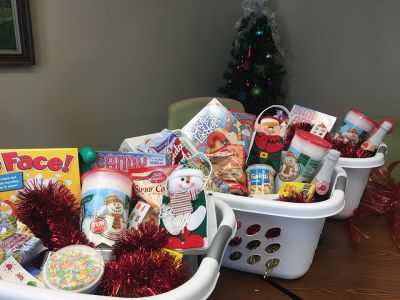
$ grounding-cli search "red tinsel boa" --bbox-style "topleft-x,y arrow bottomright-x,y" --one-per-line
112,223 -> 169,258
100,224 -> 189,297
16,181 -> 93,250
350,161 -> 400,247
283,122 -> 332,151
332,139 -> 372,158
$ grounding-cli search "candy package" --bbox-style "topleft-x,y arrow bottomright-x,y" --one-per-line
130,165 -> 177,225
207,144 -> 247,195
92,151 -> 169,172
137,129 -> 198,165
0,216 -> 46,265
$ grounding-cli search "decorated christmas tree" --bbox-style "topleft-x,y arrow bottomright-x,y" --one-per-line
218,0 -> 286,115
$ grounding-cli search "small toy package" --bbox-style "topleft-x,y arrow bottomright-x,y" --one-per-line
0,148 -> 81,212
207,144 -> 247,195
136,129 -> 198,164
130,165 -> 178,226
92,151 -> 169,172
230,111 -> 257,131
277,182 -> 316,197
182,98 -> 252,154
289,104 -> 337,133
0,256 -> 43,287
0,215 -> 46,265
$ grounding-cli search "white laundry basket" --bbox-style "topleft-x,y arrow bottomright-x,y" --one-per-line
210,166 -> 346,280
332,143 -> 386,219
0,199 -> 236,300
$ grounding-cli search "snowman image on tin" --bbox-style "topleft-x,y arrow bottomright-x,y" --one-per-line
81,193 -> 129,246
100,195 -> 125,231
160,165 -> 207,250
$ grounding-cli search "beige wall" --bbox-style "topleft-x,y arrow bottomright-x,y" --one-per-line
1,0 -> 399,150
0,0 -> 242,149
270,0 -> 400,122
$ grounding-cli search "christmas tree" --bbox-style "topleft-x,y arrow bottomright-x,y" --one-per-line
218,0 -> 286,115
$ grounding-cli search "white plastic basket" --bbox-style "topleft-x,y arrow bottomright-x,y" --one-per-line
0,198 -> 236,300
332,143 -> 386,219
210,166 -> 346,280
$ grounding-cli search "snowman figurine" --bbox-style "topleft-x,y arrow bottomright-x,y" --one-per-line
160,167 -> 207,250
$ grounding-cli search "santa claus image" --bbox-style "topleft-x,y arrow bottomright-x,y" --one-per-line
335,128 -> 360,145
247,116 -> 285,171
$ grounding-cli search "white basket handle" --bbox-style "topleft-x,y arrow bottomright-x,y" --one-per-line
254,105 -> 290,125
188,152 -> 213,189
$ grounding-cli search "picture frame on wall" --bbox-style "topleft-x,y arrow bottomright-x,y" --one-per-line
0,0 -> 34,65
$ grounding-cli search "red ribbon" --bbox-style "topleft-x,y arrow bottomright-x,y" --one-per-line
350,161 -> 400,247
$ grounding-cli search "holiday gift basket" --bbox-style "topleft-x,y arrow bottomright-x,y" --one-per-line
215,166 -> 346,279
333,143 -> 387,219
0,98 -> 394,298
0,198 -> 236,300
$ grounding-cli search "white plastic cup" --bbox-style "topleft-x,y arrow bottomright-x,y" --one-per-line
42,245 -> 104,294
276,130 -> 331,190
246,164 -> 275,197
80,168 -> 133,247
334,108 -> 376,146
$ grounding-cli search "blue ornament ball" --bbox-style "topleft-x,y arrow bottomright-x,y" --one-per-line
255,29 -> 264,36
238,92 -> 247,101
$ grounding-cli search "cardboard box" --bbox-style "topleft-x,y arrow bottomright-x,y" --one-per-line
0,149 -> 81,214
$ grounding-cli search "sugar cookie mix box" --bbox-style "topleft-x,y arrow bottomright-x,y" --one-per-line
0,149 -> 81,213
92,151 -> 168,172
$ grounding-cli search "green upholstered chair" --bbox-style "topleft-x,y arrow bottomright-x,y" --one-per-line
167,97 -> 245,130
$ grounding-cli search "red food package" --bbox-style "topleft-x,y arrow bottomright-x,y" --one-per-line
129,165 -> 177,225
207,144 -> 247,195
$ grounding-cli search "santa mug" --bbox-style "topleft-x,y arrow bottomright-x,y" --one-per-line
80,168 -> 132,247
275,130 -> 331,190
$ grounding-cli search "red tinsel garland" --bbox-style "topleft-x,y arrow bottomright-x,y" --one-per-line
100,223 -> 189,297
350,161 -> 400,247
101,249 -> 188,297
332,139 -> 372,158
112,223 -> 169,258
16,181 -> 93,250
276,191 -> 315,203
283,122 -> 333,151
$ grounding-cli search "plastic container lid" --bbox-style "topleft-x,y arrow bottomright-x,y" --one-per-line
42,245 -> 105,293
81,167 -> 132,181
246,164 -> 276,174
349,108 -> 377,125
295,129 -> 332,149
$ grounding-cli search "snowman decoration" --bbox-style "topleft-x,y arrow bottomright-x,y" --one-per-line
160,167 -> 207,250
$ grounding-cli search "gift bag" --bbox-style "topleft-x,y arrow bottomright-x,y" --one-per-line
159,154 -> 217,252
246,105 -> 289,172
